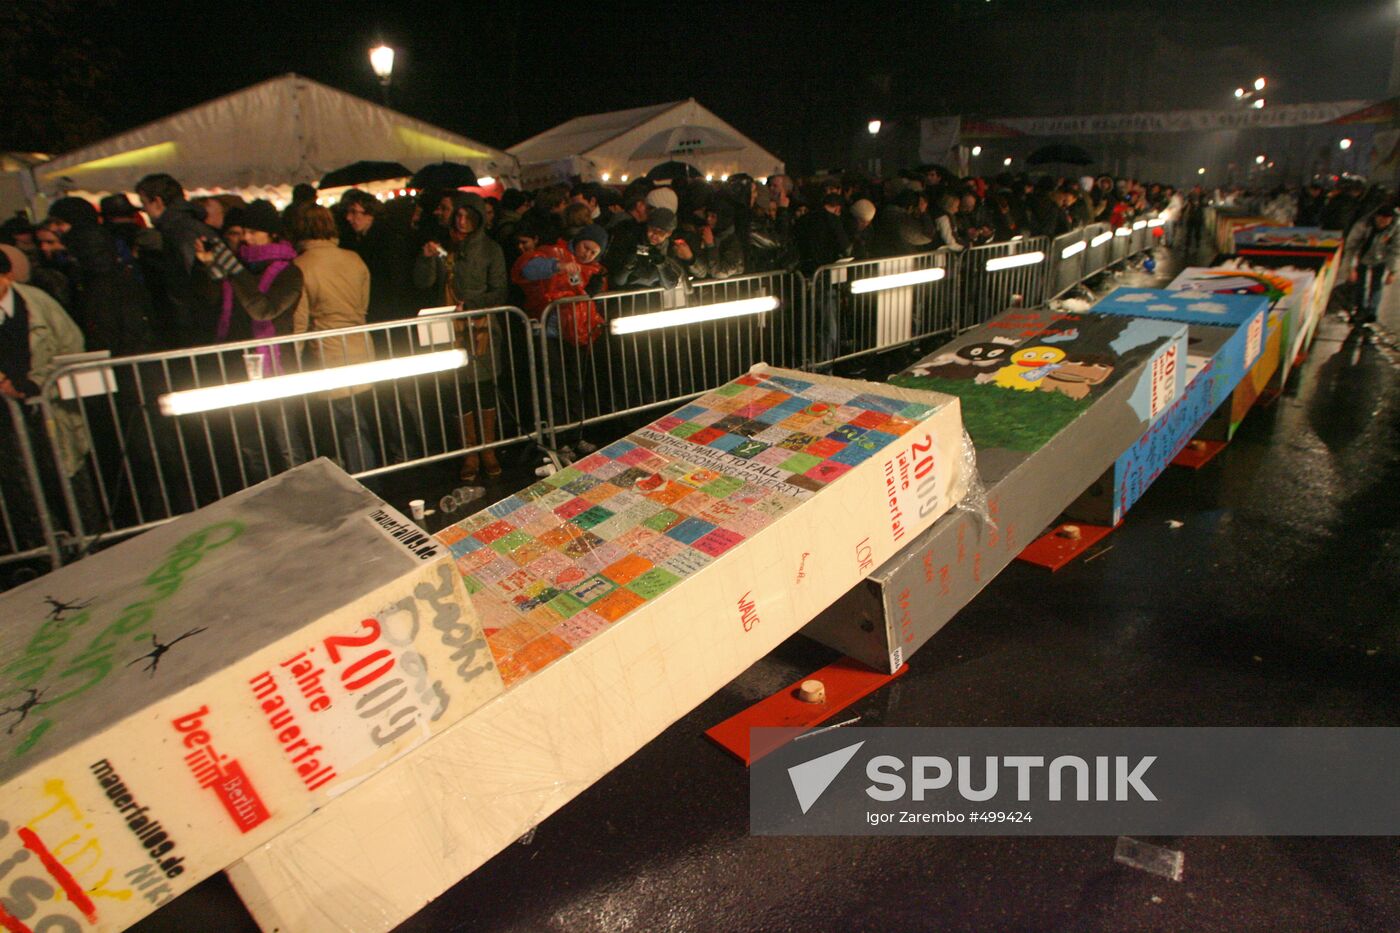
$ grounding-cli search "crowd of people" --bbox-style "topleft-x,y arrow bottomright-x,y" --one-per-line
0,167 -> 1189,361
0,164 -> 1392,520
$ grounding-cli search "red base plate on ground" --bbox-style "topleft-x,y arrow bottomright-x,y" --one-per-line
704,657 -> 906,766
1016,522 -> 1116,571
1172,439 -> 1229,470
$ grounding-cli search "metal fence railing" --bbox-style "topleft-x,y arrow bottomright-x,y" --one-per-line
807,249 -> 959,368
2,220 -> 1166,579
1047,230 -> 1089,302
959,236 -> 1053,329
536,270 -> 799,454
1,397 -> 63,570
1081,223 -> 1115,280
32,307 -> 539,555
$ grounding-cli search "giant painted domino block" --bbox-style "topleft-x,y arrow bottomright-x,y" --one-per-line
803,307 -> 1188,672
226,366 -> 969,933
1230,241 -> 1343,358
1064,288 -> 1268,524
1101,286 -> 1277,442
0,459 -> 500,933
1167,266 -> 1313,392
1232,227 -> 1343,250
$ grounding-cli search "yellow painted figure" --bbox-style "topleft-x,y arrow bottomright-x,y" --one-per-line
981,346 -> 1067,391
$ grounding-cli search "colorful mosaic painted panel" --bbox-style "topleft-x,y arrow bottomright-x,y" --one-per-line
438,371 -> 941,686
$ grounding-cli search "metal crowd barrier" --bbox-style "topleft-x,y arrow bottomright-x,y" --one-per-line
1110,223 -> 1132,265
959,236 -> 1052,329
1,397 -> 63,571
1081,223 -> 1114,279
807,249 -> 959,368
34,307 -> 539,553
3,214 -> 1170,577
1047,230 -> 1089,302
536,269 -> 800,454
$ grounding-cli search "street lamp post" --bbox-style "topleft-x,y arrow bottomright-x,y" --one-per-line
370,44 -> 395,105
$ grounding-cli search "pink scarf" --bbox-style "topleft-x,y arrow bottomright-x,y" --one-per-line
219,241 -> 297,375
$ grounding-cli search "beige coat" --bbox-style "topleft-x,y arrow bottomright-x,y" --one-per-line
293,239 -> 373,397
13,283 -> 90,476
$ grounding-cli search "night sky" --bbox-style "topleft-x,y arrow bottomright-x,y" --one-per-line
3,0 -> 1394,174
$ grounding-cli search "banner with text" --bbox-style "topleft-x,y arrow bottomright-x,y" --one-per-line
960,101 -> 1376,137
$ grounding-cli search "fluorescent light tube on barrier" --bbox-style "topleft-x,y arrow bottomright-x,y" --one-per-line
1090,231 -> 1113,247
610,296 -> 779,336
1132,220 -> 1147,231
1114,227 -> 1132,237
1060,241 -> 1087,259
158,349 -> 469,416
849,268 -> 946,294
1147,218 -> 1165,228
984,251 -> 1045,272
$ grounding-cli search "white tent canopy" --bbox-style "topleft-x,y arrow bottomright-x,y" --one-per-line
33,73 -> 518,198
509,99 -> 784,188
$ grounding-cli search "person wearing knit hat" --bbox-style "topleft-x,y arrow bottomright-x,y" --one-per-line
222,206 -> 248,250
239,199 -> 283,238
571,224 -> 609,264
198,199 -> 284,282
612,206 -> 689,290
644,186 -> 679,214
848,199 -> 877,260
646,207 -> 677,234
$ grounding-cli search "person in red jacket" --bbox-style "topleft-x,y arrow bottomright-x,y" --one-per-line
510,223 -> 608,320
511,223 -> 610,459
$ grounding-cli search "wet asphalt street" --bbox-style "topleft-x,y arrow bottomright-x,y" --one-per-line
136,244 -> 1400,933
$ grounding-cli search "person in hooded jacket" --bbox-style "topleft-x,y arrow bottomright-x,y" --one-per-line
193,199 -> 307,482
415,192 -> 508,480
1090,175 -> 1119,226
511,224 -> 608,319
514,224 -> 611,458
44,197 -> 157,357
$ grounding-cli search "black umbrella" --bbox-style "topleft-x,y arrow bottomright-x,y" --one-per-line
409,161 -> 479,190
1026,144 -> 1094,167
644,160 -> 703,184
318,160 -> 412,189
